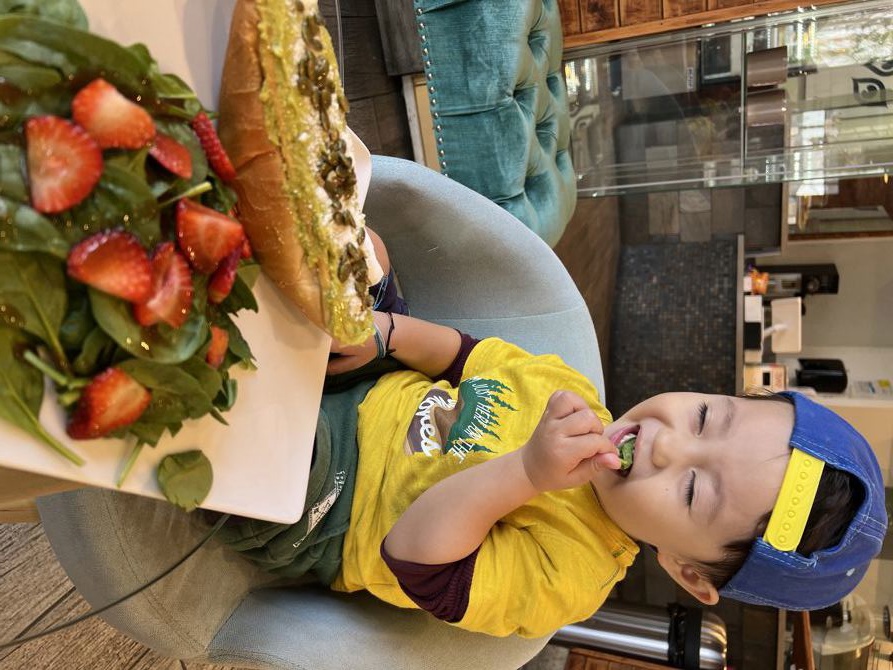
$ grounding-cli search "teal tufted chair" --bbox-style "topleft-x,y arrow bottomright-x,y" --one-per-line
415,0 -> 576,246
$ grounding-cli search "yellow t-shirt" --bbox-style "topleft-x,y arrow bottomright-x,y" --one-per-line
331,338 -> 638,638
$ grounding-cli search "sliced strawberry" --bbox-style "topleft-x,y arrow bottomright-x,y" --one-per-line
205,325 -> 229,369
25,116 -> 103,214
149,132 -> 193,179
133,242 -> 194,328
190,111 -> 236,181
67,367 -> 152,440
240,235 -> 253,260
67,229 -> 151,302
72,78 -> 155,150
208,246 -> 240,304
176,199 -> 244,274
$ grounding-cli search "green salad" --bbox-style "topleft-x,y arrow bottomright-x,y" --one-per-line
0,0 -> 258,510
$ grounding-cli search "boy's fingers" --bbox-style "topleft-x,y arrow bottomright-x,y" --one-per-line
567,451 -> 621,482
558,406 -> 603,437
594,451 -> 621,470
563,432 -> 615,463
546,390 -> 590,420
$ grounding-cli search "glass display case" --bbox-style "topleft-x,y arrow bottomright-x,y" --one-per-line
564,0 -> 893,196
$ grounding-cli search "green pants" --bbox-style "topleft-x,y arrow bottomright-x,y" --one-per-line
217,358 -> 403,584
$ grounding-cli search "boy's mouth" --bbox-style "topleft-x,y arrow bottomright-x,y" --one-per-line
615,429 -> 638,477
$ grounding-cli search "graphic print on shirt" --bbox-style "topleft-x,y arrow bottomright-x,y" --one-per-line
404,377 -> 517,461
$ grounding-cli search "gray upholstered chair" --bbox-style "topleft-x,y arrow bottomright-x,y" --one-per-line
37,156 -> 605,669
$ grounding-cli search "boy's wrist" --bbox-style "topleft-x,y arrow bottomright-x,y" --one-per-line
519,443 -> 549,494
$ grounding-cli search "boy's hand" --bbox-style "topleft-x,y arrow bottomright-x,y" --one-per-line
327,334 -> 377,375
521,390 -> 621,492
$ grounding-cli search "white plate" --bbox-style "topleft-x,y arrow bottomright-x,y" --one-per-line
0,0 -> 373,523
0,276 -> 329,524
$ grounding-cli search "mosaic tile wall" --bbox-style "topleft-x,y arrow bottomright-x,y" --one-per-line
608,239 -> 739,416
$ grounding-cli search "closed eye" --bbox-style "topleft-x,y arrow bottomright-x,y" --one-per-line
685,471 -> 695,507
697,401 -> 708,435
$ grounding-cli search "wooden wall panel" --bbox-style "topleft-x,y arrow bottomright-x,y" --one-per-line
565,0 -> 846,46
581,0 -> 620,31
707,0 -> 753,9
619,0 -> 662,27
558,0 -> 583,35
663,0 -> 707,16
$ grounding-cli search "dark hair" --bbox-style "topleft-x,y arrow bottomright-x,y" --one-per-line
696,467 -> 864,589
693,394 -> 866,589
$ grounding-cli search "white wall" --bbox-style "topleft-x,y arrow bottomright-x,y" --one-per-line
760,237 -> 893,348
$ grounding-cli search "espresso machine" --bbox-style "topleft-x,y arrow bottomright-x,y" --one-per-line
758,264 -> 840,301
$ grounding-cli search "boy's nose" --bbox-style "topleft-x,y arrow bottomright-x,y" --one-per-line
650,428 -> 691,469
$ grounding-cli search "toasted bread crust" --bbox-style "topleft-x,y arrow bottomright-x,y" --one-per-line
217,0 -> 372,343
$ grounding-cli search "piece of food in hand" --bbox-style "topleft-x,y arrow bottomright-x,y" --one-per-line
191,111 -> 237,182
208,246 -> 241,304
206,325 -> 229,368
67,229 -> 152,303
217,0 -> 375,345
67,367 -> 152,439
133,242 -> 194,328
25,115 -> 103,214
149,132 -> 194,179
175,199 -> 245,274
71,78 -> 155,150
617,433 -> 636,475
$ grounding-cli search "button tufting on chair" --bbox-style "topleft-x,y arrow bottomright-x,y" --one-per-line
416,0 -> 576,247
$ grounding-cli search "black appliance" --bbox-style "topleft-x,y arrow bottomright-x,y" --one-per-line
758,263 -> 840,300
797,358 -> 848,394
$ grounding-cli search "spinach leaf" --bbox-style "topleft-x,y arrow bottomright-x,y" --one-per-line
179,356 -> 223,402
202,173 -> 239,214
58,288 -> 93,351
0,16 -> 155,99
145,69 -> 201,119
0,326 -> 41,423
0,0 -> 88,30
214,377 -> 238,412
0,50 -> 63,90
220,268 -> 260,314
71,326 -> 115,376
89,288 -> 208,365
0,80 -> 71,128
219,313 -> 255,365
105,147 -> 149,184
127,420 -> 172,446
0,249 -> 67,364
0,196 -> 70,259
157,450 -> 212,512
56,164 -> 161,247
0,326 -> 83,465
118,359 -> 214,422
0,143 -> 27,202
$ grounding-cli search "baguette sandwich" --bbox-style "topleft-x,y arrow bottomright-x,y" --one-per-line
217,0 -> 378,344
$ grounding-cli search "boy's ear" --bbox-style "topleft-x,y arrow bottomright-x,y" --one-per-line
655,551 -> 720,605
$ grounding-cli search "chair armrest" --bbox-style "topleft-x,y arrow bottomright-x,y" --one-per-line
207,588 -> 550,670
37,488 -> 277,659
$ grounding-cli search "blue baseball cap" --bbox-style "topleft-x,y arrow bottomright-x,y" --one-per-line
720,391 -> 888,609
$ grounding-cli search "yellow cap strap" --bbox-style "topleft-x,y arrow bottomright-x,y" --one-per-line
764,448 -> 825,551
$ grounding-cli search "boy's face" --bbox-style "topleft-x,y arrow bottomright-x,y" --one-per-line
590,393 -> 794,603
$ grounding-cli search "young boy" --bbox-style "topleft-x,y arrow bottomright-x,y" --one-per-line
220,237 -> 886,639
